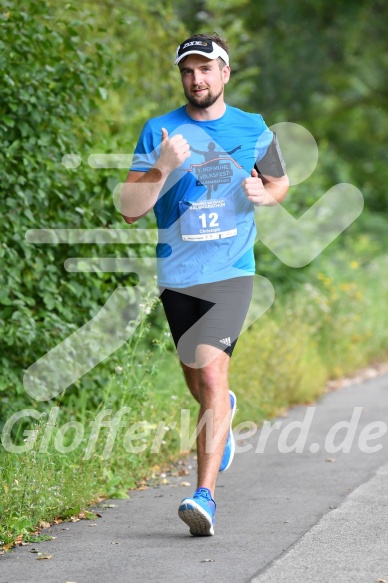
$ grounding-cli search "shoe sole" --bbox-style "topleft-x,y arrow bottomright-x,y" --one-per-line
178,500 -> 214,536
219,389 -> 237,472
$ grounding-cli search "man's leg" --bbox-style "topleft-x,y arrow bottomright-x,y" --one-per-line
181,345 -> 231,498
177,346 -> 231,536
180,361 -> 200,403
162,278 -> 252,534
195,345 -> 231,497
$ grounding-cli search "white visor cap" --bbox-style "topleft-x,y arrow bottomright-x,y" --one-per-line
175,39 -> 229,66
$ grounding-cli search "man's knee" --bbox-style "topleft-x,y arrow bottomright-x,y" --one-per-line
196,344 -> 229,369
196,347 -> 229,389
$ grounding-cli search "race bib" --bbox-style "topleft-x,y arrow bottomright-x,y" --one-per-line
179,198 -> 237,241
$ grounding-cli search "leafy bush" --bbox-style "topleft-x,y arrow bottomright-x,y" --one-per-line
0,1 -> 125,419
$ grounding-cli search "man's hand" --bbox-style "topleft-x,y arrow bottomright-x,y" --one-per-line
242,169 -> 276,206
120,129 -> 192,223
156,128 -> 191,174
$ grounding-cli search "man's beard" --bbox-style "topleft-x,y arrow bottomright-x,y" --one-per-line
185,86 -> 224,109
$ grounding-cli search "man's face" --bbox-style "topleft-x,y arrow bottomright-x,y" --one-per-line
179,54 -> 230,109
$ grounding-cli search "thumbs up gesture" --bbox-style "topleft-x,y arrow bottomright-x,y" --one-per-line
242,168 -> 273,206
156,127 -> 191,174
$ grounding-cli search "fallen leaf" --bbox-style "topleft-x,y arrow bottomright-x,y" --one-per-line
325,457 -> 336,462
100,504 -> 118,508
377,579 -> 388,583
89,524 -> 97,527
201,558 -> 215,562
37,554 -> 53,560
39,521 -> 51,529
179,482 -> 191,487
178,469 -> 190,476
96,513 -> 103,518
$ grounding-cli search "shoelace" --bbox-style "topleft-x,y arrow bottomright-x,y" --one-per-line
193,488 -> 216,509
194,488 -> 211,499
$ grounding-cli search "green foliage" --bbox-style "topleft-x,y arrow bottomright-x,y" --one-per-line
76,0 -> 188,143
0,307 -> 183,545
231,252 -> 388,423
0,0 -> 191,421
0,442 -> 100,546
0,1 -> 130,418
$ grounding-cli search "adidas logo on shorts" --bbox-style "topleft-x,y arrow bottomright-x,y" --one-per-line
220,337 -> 231,347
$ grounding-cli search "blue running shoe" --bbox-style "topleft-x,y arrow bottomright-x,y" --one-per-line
219,390 -> 237,472
178,487 -> 216,536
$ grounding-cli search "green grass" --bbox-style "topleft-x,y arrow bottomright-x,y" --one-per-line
231,252 -> 388,424
1,251 -> 388,550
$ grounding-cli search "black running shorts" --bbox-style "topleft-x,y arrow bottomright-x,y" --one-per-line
160,276 -> 253,364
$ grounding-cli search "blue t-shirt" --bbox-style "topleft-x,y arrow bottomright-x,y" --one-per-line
130,104 -> 273,288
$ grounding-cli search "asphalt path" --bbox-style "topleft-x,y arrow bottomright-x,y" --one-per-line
2,373 -> 388,583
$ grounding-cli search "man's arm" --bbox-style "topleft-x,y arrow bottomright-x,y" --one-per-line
121,128 -> 191,224
242,131 -> 289,206
121,168 -> 165,224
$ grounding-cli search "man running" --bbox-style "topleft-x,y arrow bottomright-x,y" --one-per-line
121,33 -> 289,536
